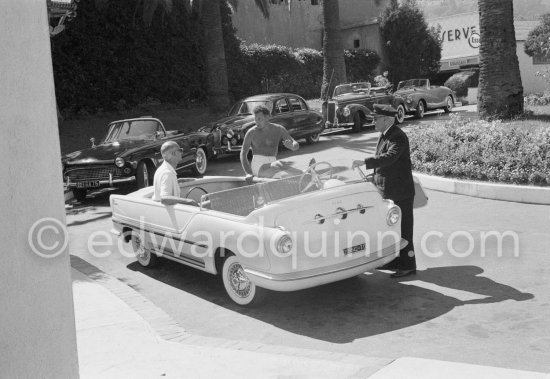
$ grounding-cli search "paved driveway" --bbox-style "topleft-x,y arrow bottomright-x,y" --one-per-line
66,111 -> 550,373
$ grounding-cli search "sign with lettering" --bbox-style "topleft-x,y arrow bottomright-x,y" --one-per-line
428,12 -> 480,63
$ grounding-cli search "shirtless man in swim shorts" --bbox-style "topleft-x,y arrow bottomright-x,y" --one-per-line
240,104 -> 299,182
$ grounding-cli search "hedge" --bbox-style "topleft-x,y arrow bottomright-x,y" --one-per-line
409,115 -> 550,186
444,71 -> 479,98
51,0 -> 380,115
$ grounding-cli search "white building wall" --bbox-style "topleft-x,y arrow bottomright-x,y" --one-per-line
516,41 -> 550,95
0,1 -> 80,378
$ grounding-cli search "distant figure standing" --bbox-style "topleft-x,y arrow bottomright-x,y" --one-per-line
375,71 -> 391,88
352,104 -> 416,278
240,105 -> 299,182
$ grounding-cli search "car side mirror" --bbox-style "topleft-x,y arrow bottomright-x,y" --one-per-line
90,137 -> 96,148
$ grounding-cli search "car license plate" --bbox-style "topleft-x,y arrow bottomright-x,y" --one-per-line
76,181 -> 100,188
343,243 -> 366,255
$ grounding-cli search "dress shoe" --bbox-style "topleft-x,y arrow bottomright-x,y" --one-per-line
390,269 -> 416,278
378,260 -> 399,270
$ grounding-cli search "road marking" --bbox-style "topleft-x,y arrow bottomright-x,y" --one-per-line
399,280 -> 490,302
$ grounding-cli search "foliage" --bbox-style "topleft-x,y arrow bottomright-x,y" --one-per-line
409,115 -> 550,186
379,0 -> 442,88
524,13 -> 550,58
51,0 -> 205,116
344,49 -> 381,83
228,43 -> 379,100
444,71 -> 479,98
524,92 -> 550,106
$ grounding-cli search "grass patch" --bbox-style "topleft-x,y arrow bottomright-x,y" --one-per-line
409,109 -> 550,186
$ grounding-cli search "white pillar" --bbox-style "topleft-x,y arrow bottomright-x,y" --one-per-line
0,1 -> 79,378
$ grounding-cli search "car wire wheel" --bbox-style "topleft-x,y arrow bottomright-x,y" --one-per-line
222,254 -> 265,306
395,104 -> 405,124
131,232 -> 158,267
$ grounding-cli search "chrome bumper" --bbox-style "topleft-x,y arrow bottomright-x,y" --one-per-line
244,239 -> 407,292
65,176 -> 136,188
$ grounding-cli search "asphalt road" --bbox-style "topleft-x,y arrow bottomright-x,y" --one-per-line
66,108 -> 550,373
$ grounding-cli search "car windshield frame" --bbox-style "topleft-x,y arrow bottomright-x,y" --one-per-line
333,82 -> 371,98
397,79 -> 428,90
227,100 -> 274,116
103,119 -> 162,143
199,159 -> 367,216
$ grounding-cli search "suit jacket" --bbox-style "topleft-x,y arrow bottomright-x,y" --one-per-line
364,124 -> 415,201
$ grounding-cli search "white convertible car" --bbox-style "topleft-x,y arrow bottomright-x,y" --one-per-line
110,161 -> 407,306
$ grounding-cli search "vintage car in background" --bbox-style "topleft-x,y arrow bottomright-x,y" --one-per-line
62,117 -> 213,201
323,82 -> 407,132
110,159 -> 408,306
198,93 -> 325,156
394,79 -> 455,118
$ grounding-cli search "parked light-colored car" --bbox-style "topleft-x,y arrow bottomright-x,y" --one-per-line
110,160 -> 408,306
394,79 -> 455,118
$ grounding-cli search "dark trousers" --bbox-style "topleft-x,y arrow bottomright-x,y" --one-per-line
393,196 -> 416,270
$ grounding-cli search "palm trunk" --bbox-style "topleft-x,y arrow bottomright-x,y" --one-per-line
477,0 -> 523,119
202,0 -> 230,112
321,0 -> 347,100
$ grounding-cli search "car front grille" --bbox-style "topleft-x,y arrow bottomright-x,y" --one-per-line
64,166 -> 125,181
327,102 -> 336,123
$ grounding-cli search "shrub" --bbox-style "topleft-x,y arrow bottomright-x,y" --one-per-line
524,92 -> 550,106
228,43 -> 379,101
444,70 -> 479,98
409,114 -> 550,186
379,0 -> 442,87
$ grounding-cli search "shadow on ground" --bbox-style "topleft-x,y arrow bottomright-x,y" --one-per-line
127,261 -> 533,344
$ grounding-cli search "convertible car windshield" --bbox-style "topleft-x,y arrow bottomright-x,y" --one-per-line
397,79 -> 428,90
103,120 -> 162,143
201,159 -> 366,216
228,101 -> 274,116
333,82 -> 371,97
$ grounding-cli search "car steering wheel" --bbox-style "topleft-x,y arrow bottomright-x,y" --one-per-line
184,186 -> 208,201
354,166 -> 374,183
298,162 -> 334,193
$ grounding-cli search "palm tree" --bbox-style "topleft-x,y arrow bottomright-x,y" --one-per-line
121,0 -> 270,112
201,0 -> 269,111
477,0 -> 523,119
320,0 -> 347,100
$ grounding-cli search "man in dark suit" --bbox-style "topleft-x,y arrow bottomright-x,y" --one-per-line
352,104 -> 416,278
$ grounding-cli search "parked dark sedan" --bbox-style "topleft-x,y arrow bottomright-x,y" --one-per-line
324,82 -> 407,132
394,79 -> 455,118
198,93 -> 324,156
62,117 -> 213,201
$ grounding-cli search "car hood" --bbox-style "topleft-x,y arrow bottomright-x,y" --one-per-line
62,139 -> 149,164
201,114 -> 256,133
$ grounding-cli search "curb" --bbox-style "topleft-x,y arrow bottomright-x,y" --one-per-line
70,255 -> 391,378
414,172 -> 550,205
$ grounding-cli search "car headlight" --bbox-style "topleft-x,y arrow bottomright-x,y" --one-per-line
343,107 -> 351,117
115,157 -> 125,167
406,95 -> 412,103
226,129 -> 234,138
276,235 -> 293,255
386,206 -> 401,226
